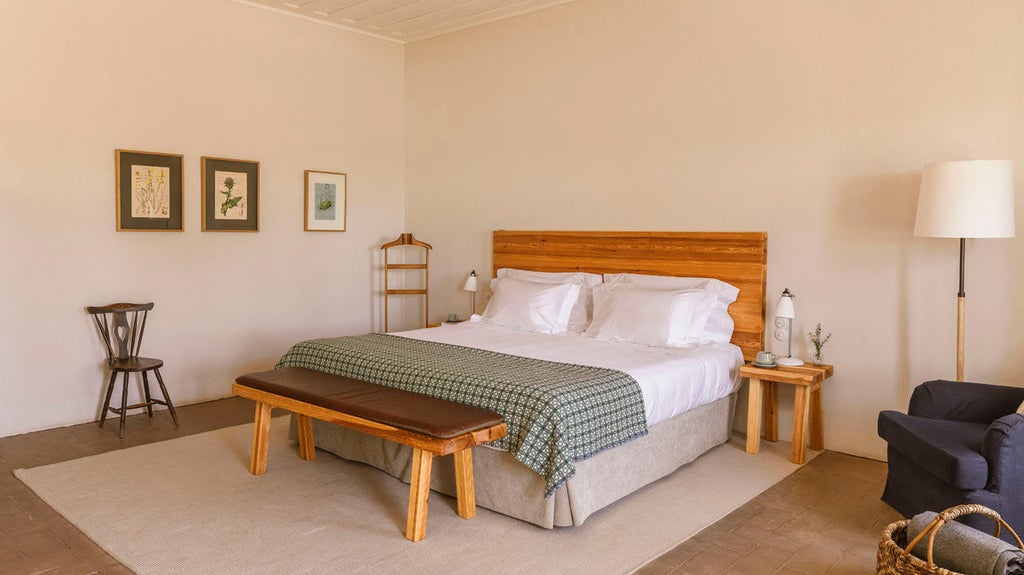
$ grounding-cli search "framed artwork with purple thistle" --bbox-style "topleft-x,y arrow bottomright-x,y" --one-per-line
201,156 -> 259,232
304,170 -> 347,232
115,149 -> 184,232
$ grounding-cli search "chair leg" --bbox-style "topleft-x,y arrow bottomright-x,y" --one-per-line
250,402 -> 273,475
99,370 -> 117,428
153,368 -> 178,427
119,372 -> 130,439
141,371 -> 154,418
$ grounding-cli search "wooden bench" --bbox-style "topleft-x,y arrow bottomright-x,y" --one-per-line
232,367 -> 507,541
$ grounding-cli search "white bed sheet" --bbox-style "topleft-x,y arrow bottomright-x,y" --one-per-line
396,317 -> 744,427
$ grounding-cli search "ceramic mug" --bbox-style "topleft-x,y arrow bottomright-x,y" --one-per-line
755,351 -> 776,365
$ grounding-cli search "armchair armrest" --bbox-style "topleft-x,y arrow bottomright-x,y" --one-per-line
982,413 -> 1024,493
908,380 -> 1024,423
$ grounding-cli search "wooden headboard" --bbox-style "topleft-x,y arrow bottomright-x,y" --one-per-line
492,231 -> 767,361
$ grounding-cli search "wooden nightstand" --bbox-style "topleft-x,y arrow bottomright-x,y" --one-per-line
742,362 -> 834,464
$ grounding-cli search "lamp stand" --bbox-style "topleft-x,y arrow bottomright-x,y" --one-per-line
776,317 -> 804,366
956,238 -> 966,381
462,270 -> 479,320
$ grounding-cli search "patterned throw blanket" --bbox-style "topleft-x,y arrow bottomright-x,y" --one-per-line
276,334 -> 648,496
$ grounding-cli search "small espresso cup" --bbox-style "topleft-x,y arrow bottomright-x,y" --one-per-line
755,351 -> 776,365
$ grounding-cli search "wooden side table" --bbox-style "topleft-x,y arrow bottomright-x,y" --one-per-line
742,362 -> 834,464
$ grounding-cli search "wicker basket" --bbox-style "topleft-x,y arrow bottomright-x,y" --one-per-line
876,504 -> 1024,575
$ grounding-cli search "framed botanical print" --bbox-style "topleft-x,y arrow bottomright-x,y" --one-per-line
201,157 -> 259,232
115,150 -> 184,232
304,170 -> 347,232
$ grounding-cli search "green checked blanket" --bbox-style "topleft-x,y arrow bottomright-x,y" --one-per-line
276,333 -> 648,497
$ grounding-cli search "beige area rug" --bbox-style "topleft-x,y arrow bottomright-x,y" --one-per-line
16,419 -> 816,575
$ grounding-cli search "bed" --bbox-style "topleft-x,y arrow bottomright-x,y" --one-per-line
287,231 -> 767,528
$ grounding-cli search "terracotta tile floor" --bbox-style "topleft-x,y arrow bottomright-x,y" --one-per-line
0,398 -> 898,574
633,449 -> 900,575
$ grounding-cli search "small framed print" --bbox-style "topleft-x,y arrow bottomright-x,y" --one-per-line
115,150 -> 184,232
304,170 -> 347,232
201,156 -> 259,232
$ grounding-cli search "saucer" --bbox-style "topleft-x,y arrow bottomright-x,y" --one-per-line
751,361 -> 777,368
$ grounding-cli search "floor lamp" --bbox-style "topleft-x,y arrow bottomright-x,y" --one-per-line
913,160 -> 1015,381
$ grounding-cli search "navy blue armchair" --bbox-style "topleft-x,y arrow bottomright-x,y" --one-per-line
878,380 -> 1024,541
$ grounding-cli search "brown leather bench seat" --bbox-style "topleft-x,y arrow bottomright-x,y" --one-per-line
235,367 -> 504,439
232,367 -> 507,542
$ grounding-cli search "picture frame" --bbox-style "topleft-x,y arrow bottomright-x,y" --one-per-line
304,170 -> 347,232
115,150 -> 184,232
201,156 -> 259,232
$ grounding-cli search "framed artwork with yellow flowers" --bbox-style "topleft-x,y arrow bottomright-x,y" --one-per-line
201,156 -> 259,232
115,149 -> 184,232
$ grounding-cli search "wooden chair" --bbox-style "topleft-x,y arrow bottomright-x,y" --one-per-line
87,303 -> 178,438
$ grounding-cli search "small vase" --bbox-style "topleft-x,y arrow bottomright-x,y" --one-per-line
812,352 -> 824,366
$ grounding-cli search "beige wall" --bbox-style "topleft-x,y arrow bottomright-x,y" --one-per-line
0,0 -> 405,436
405,0 -> 1024,459
3,0 -> 1022,457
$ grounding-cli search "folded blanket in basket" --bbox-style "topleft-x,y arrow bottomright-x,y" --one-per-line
908,512 -> 1024,575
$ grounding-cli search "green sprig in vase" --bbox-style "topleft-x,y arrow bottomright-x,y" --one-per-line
808,323 -> 831,366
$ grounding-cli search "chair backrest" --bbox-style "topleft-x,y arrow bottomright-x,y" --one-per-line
86,302 -> 155,362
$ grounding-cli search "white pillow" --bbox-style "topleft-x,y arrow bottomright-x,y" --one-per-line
703,307 -> 736,344
602,273 -> 740,306
1017,400 -> 1024,415
481,277 -> 581,335
497,268 -> 602,286
603,273 -> 739,343
494,269 -> 602,332
585,284 -> 716,347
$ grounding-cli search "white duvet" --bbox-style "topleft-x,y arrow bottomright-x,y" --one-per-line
396,317 -> 744,427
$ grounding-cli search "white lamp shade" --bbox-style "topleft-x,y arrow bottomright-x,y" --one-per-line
462,274 -> 478,293
914,160 -> 1015,239
775,293 -> 796,319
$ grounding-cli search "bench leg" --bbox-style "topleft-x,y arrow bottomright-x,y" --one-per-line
454,448 -> 476,519
296,414 -> 316,461
250,401 -> 273,475
406,448 -> 433,542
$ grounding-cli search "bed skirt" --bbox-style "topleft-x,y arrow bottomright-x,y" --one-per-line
291,392 -> 737,529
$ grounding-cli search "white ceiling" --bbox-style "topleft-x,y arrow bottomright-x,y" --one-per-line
235,0 -> 579,44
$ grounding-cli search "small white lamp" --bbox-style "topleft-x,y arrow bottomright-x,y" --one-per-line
462,270 -> 478,316
775,288 -> 803,366
914,160 -> 1015,381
